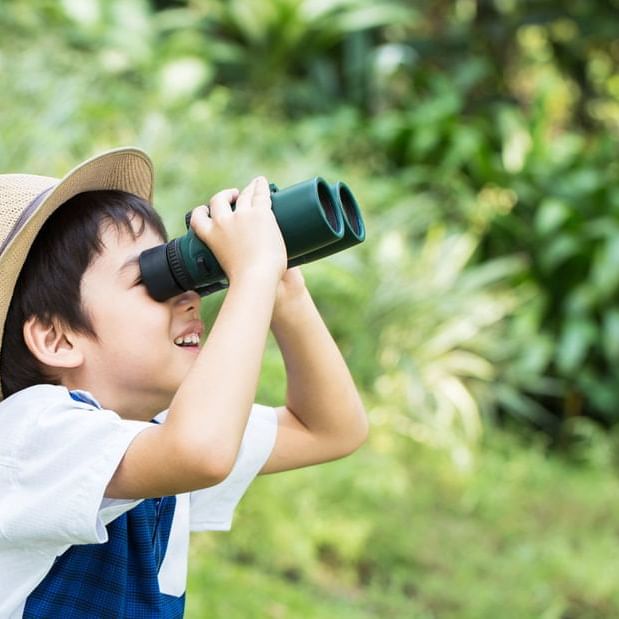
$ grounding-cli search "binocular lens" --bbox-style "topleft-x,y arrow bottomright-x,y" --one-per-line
338,183 -> 365,240
317,181 -> 340,233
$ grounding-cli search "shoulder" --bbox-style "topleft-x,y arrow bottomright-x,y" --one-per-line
0,384 -> 101,419
0,383 -> 71,410
1,382 -> 108,430
0,385 -> 151,547
0,385 -> 73,454
0,384 -> 131,468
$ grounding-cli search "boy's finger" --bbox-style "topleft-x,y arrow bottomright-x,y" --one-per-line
190,204 -> 213,234
235,177 -> 260,211
251,176 -> 271,209
208,188 -> 239,218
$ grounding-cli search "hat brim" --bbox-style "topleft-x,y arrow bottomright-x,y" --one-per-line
0,147 -> 154,396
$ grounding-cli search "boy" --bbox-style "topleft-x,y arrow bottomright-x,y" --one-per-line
0,147 -> 368,617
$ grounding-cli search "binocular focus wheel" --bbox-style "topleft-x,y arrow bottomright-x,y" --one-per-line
166,240 -> 194,291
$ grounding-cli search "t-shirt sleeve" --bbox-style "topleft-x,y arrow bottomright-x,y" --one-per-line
0,391 -> 151,548
189,404 -> 278,532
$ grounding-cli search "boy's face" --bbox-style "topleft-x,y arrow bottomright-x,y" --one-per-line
73,218 -> 203,421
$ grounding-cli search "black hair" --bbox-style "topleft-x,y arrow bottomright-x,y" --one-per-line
0,190 -> 167,397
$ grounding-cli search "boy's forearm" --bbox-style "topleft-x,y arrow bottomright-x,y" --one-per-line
271,290 -> 368,448
166,271 -> 279,473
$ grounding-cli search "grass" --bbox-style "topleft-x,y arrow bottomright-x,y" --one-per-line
185,422 -> 619,619
186,544 -> 379,619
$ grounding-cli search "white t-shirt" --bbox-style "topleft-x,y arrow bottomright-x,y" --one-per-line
0,384 -> 277,618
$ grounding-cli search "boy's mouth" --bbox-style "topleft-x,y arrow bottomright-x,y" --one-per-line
174,319 -> 203,350
174,332 -> 201,347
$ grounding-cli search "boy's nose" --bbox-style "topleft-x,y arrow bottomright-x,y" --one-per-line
173,290 -> 201,311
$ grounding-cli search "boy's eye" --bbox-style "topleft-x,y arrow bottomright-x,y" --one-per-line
133,276 -> 144,286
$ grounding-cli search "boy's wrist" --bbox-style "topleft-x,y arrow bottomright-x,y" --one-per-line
228,265 -> 283,292
271,287 -> 315,331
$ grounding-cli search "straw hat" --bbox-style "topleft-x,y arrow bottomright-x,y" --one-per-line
0,147 -> 154,397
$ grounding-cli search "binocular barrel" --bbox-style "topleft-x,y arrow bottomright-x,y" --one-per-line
288,181 -> 365,267
139,177 -> 366,302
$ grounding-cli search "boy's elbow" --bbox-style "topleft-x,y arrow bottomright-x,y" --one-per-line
198,454 -> 235,487
342,404 -> 370,455
176,434 -> 237,488
198,441 -> 240,485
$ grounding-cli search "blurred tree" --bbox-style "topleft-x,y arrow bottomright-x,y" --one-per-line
2,0 -> 619,430
150,0 -> 416,112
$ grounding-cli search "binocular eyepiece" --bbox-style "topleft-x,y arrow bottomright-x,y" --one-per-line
139,177 -> 366,302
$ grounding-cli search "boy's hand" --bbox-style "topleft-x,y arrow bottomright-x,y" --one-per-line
272,267 -> 309,325
276,267 -> 306,302
189,177 -> 287,286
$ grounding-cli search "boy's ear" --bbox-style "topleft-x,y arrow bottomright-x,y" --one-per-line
22,316 -> 85,369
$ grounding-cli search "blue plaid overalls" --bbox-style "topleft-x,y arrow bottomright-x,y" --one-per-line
23,391 -> 185,618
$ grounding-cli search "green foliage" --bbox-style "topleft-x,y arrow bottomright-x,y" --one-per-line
305,223 -> 538,457
485,134 -> 619,422
3,0 -> 619,431
155,0 -> 416,112
298,0 -> 619,426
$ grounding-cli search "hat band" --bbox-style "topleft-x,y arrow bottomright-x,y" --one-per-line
0,185 -> 56,256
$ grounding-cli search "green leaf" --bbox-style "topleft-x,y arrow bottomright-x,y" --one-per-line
534,198 -> 570,236
556,319 -> 597,375
333,4 -> 416,33
602,309 -> 619,363
565,284 -> 597,315
591,235 -> 619,301
558,168 -> 603,198
538,234 -> 581,273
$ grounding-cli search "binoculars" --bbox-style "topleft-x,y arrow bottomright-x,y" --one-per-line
139,177 -> 366,302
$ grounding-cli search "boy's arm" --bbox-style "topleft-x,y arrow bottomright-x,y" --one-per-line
261,268 -> 368,474
106,178 -> 286,499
